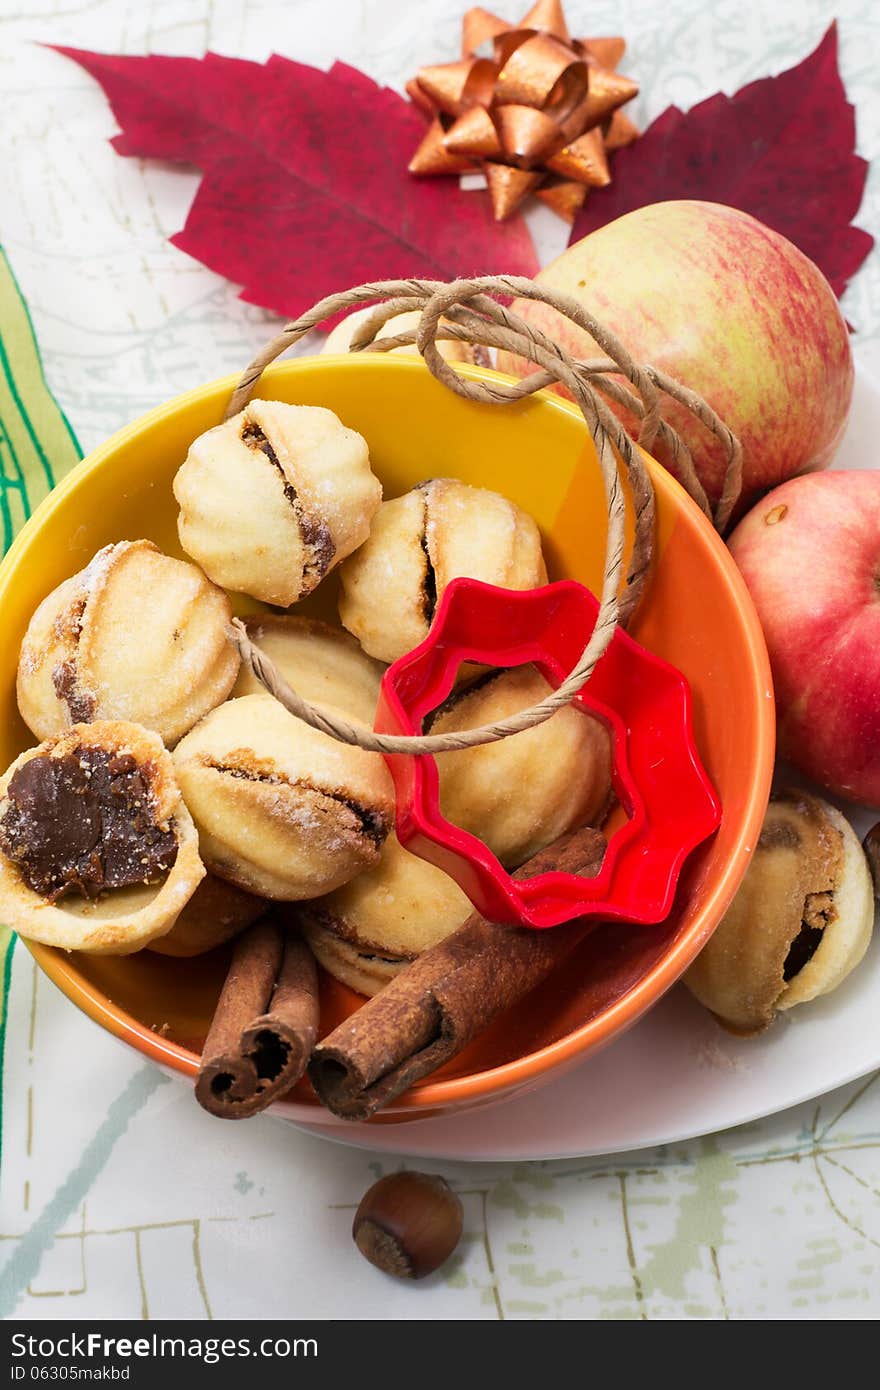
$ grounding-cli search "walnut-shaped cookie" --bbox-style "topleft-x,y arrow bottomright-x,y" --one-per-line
174,401 -> 381,607
0,722 -> 204,954
338,479 -> 547,663
300,833 -> 472,996
148,873 -> 265,958
301,928 -> 403,998
686,792 -> 874,1034
17,540 -> 239,747
430,665 -> 613,868
233,615 -> 385,728
173,694 -> 394,900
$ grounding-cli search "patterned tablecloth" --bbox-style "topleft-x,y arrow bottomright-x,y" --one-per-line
1,0 -> 879,1322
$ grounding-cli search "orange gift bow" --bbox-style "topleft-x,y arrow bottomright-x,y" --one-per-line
408,0 -> 639,220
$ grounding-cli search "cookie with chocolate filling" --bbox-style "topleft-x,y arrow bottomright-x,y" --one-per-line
686,792 -> 875,1034
300,833 -> 472,996
149,873 -> 265,958
430,664 -> 613,868
174,401 -> 381,607
302,925 -> 406,998
173,694 -> 394,900
17,540 -> 239,747
0,722 -> 204,954
338,479 -> 547,664
233,615 -> 385,728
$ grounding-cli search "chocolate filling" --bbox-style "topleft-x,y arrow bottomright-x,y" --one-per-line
783,889 -> 836,981
52,659 -> 96,724
0,748 -> 178,902
299,515 -> 336,581
241,419 -> 336,586
51,595 -> 96,724
758,818 -> 801,851
416,482 -> 438,625
209,762 -> 389,847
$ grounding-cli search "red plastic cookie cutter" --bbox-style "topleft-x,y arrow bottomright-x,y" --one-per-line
375,577 -> 721,929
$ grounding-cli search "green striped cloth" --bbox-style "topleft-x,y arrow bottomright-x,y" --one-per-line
0,246 -> 82,1129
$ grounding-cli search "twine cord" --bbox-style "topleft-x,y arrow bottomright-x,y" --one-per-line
225,276 -> 742,757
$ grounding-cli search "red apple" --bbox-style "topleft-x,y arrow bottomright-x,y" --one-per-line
728,471 -> 880,805
497,201 -> 853,519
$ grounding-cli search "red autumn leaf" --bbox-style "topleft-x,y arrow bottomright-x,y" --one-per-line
53,48 -> 538,319
571,24 -> 873,297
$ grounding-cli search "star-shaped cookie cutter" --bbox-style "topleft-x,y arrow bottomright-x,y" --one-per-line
376,576 -> 722,928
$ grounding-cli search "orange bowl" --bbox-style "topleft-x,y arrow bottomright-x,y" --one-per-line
0,355 -> 774,1124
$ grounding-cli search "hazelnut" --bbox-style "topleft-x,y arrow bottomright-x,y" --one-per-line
352,1172 -> 463,1280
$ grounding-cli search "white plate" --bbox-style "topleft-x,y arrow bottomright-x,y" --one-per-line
291,363 -> 880,1162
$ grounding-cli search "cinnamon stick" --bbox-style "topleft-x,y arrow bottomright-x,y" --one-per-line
308,826 -> 606,1120
196,916 -> 319,1119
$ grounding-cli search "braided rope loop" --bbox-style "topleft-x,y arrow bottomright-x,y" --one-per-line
225,277 -> 741,756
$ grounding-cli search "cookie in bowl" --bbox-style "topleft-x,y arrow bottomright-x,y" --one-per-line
16,540 -> 239,747
232,614 -> 385,728
173,694 -> 394,900
302,930 -> 404,999
430,664 -> 613,867
0,721 -> 204,954
174,401 -> 382,607
148,872 -> 265,958
338,478 -> 547,663
300,834 -> 472,996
